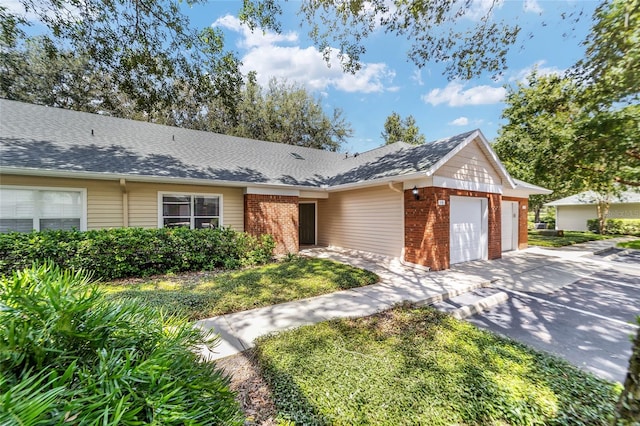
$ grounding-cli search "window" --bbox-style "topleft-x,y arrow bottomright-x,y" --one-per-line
159,193 -> 221,229
0,187 -> 86,233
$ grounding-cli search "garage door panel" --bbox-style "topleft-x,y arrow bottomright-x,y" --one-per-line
450,196 -> 486,264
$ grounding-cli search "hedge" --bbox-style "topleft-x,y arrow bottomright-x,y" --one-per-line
587,218 -> 640,236
0,227 -> 275,279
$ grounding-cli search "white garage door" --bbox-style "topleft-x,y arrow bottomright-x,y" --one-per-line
450,196 -> 487,264
501,201 -> 519,252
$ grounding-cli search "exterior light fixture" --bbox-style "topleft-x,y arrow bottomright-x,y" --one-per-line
412,186 -> 419,200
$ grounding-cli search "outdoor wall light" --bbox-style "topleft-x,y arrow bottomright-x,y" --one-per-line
412,186 -> 420,200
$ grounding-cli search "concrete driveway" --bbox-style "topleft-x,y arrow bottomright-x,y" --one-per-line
466,251 -> 640,383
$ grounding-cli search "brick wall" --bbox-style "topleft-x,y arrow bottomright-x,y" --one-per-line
404,187 -> 502,271
244,194 -> 299,255
503,196 -> 529,249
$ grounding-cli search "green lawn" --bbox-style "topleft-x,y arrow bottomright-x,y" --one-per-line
528,231 -> 616,247
618,240 -> 640,250
255,306 -> 620,425
101,257 -> 378,320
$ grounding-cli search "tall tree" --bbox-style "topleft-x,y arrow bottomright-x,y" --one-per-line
205,76 -> 353,151
575,0 -> 640,188
2,0 -> 242,118
493,73 -> 582,222
381,112 -> 426,145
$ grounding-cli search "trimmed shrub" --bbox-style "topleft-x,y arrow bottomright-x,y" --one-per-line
587,218 -> 640,236
0,227 -> 275,279
0,263 -> 243,425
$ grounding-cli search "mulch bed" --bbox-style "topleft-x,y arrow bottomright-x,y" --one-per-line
216,351 -> 278,426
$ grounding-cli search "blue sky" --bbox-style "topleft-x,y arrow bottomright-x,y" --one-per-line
189,0 -> 599,154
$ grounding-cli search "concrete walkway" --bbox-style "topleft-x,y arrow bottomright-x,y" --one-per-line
197,238 -> 636,360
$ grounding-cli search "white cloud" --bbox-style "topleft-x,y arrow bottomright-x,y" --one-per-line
464,0 -> 505,21
449,117 -> 469,126
213,15 -> 396,94
411,69 -> 424,86
422,82 -> 506,107
510,60 -> 565,83
523,0 -> 543,14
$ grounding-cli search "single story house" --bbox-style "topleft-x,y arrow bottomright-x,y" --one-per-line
546,190 -> 640,231
0,99 -> 550,270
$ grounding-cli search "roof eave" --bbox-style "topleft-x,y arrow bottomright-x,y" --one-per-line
325,172 -> 428,192
0,166 -> 331,193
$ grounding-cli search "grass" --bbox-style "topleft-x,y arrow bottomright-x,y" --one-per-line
255,306 -> 621,425
101,257 -> 378,320
527,231 -> 616,247
618,240 -> 640,250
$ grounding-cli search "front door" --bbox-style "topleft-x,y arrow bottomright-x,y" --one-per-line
299,203 -> 316,245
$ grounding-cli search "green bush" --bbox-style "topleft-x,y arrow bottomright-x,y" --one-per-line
0,263 -> 243,425
0,227 -> 275,279
587,218 -> 640,236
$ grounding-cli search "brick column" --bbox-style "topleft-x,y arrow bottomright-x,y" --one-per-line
404,187 -> 450,271
244,194 -> 299,256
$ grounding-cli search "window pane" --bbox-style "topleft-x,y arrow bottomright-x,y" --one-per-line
195,218 -> 219,229
163,203 -> 191,217
0,189 -> 35,218
0,219 -> 34,233
195,197 -> 219,216
40,191 -> 82,218
40,218 -> 81,231
163,195 -> 191,203
163,218 -> 191,228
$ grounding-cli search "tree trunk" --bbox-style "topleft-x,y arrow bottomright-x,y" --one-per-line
596,200 -> 611,234
534,206 -> 541,224
613,323 -> 640,424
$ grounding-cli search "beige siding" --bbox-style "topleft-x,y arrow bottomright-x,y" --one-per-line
318,185 -> 403,257
557,203 -> 640,231
0,174 -> 122,229
556,205 -> 596,231
126,182 -> 244,231
435,141 -> 501,184
0,175 -> 245,231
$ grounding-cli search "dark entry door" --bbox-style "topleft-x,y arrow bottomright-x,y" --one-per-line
299,203 -> 316,245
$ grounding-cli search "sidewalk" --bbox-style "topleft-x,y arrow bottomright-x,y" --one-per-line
197,238 -> 634,361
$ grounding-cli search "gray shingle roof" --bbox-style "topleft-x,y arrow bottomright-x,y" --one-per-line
545,190 -> 640,206
0,99 -> 478,188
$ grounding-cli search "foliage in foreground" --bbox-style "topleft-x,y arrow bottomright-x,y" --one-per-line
0,227 -> 275,280
527,231 -> 615,247
255,306 -> 620,426
613,317 -> 640,425
618,240 -> 640,250
0,263 -> 242,425
102,257 -> 379,320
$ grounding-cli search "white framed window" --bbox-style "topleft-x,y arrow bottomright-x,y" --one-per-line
158,192 -> 222,229
0,186 -> 87,233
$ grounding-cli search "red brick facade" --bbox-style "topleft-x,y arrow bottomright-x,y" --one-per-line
404,187 -> 502,271
502,196 -> 529,250
244,194 -> 299,256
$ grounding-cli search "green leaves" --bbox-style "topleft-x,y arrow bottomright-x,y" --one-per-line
0,263 -> 243,425
381,111 -> 426,145
0,227 -> 276,280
